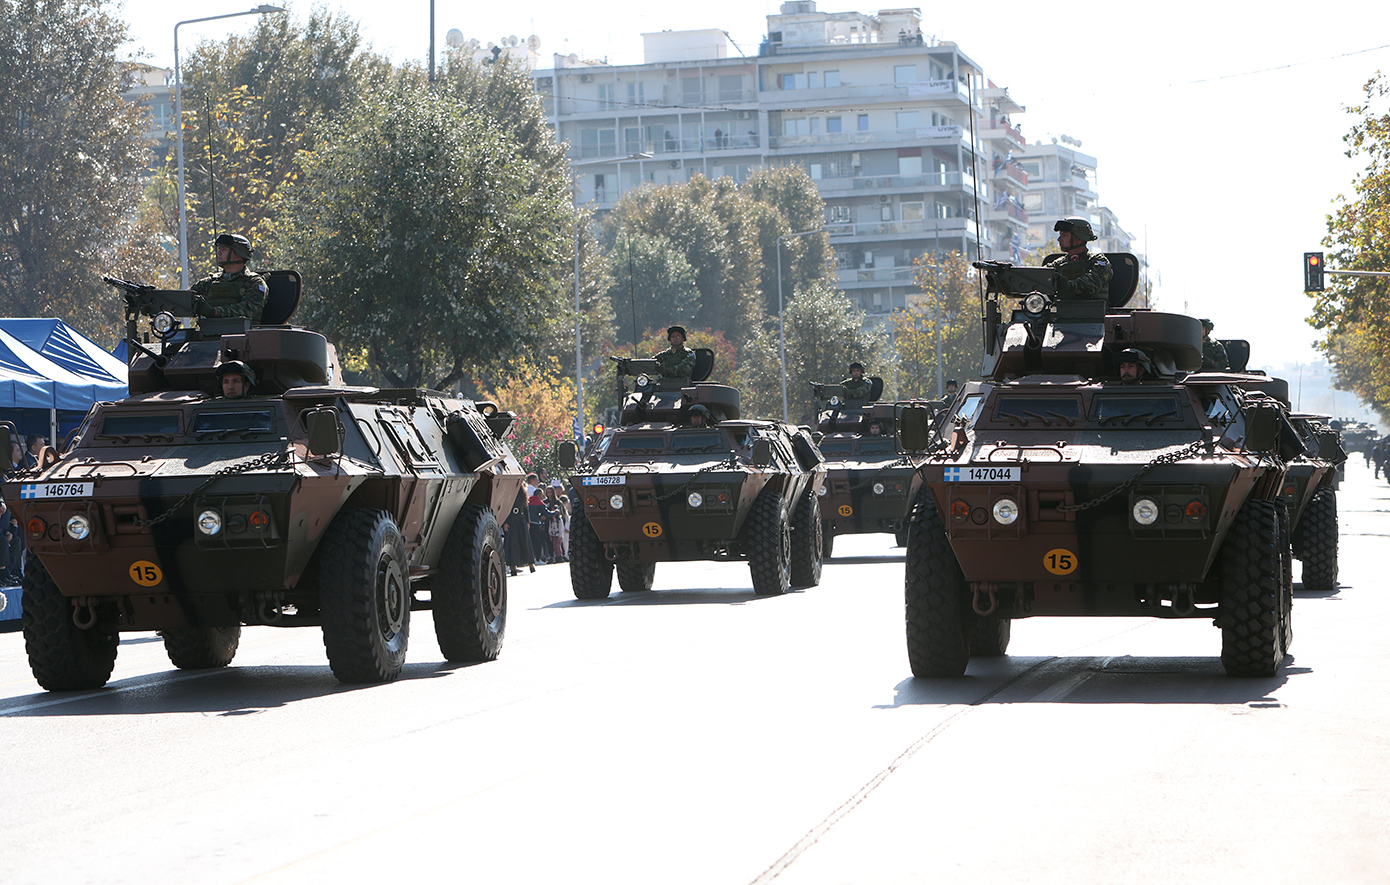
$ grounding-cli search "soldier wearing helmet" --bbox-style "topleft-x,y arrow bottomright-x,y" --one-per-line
654,325 -> 695,384
191,233 -> 268,324
1045,217 -> 1112,299
688,403 -> 716,427
1199,318 -> 1230,371
840,362 -> 872,401
1116,348 -> 1147,384
216,360 -> 257,399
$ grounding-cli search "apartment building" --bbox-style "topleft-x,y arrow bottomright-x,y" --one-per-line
533,2 -> 1031,321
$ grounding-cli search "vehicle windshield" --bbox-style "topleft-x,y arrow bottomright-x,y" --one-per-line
857,437 -> 896,455
1091,394 -> 1187,427
818,440 -> 856,456
100,413 -> 180,437
611,433 -> 667,454
671,430 -> 725,453
992,396 -> 1082,427
192,409 -> 275,436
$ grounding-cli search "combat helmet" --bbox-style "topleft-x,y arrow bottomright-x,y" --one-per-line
1053,216 -> 1097,242
215,359 -> 257,386
214,233 -> 253,264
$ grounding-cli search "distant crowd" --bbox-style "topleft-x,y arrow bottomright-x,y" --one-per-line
503,469 -> 571,576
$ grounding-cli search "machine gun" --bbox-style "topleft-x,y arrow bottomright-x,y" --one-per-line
103,276 -> 200,321
971,260 -> 1058,298
609,355 -> 664,393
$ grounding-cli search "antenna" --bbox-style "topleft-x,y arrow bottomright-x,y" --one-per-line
628,232 -> 639,356
966,73 -> 986,351
204,96 -> 218,234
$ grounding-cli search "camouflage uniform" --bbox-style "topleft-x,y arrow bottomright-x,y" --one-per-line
1202,336 -> 1230,371
191,269 -> 269,324
654,345 -> 695,382
1045,249 -> 1112,299
840,376 -> 872,400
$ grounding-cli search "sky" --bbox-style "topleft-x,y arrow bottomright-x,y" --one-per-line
117,0 -> 1390,390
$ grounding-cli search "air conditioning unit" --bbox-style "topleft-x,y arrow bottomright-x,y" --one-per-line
851,152 -> 862,168
579,73 -> 592,83
879,195 -> 891,203
669,160 -> 680,169
536,77 -> 553,87
736,110 -> 752,120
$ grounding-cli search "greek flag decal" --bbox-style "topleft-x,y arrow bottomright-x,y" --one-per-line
20,484 -> 38,499
943,467 -> 961,482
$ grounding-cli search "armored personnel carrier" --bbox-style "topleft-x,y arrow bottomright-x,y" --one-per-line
810,379 -> 923,553
1,274 -> 523,690
558,350 -> 824,598
896,255 -> 1294,678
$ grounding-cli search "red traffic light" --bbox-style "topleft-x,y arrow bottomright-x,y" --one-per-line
1303,252 -> 1325,291
1307,254 -> 1320,266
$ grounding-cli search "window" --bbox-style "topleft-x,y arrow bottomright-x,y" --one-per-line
1020,160 -> 1042,179
808,71 -> 820,89
1022,193 -> 1042,211
827,204 -> 851,223
627,82 -> 645,106
597,83 -> 616,109
827,116 -> 842,133
779,72 -> 804,90
102,413 -> 180,436
718,75 -> 743,101
809,117 -> 821,134
902,201 -> 925,222
896,111 -> 919,130
858,114 -> 869,131
783,118 -> 808,135
880,204 -> 893,221
624,127 -> 642,154
898,149 -> 922,175
681,76 -> 701,103
824,70 -> 840,88
894,65 -> 916,84
809,163 -> 823,180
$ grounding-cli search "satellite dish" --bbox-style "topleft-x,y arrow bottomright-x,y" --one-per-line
446,28 -> 464,47
466,38 -> 480,52
527,34 -> 541,51
568,52 -> 578,64
508,34 -> 519,47
486,41 -> 495,49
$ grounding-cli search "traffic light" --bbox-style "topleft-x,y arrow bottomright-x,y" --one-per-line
1304,252 -> 1325,291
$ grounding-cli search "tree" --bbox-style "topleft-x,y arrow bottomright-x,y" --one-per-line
739,281 -> 887,423
606,231 -> 700,348
1315,72 -> 1390,422
0,0 -> 169,338
476,357 -> 576,478
273,71 -> 573,390
169,6 -> 390,266
743,165 -> 834,319
892,251 -> 984,400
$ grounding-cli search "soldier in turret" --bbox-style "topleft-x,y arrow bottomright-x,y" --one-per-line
216,360 -> 257,399
1117,348 -> 1147,384
840,362 -> 872,400
1046,217 -> 1112,299
192,233 -> 268,324
1200,319 -> 1229,371
654,325 -> 695,385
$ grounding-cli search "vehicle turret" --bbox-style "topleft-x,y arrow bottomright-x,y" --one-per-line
610,348 -> 741,425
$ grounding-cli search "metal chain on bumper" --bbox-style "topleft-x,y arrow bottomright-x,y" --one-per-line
135,449 -> 293,528
656,455 -> 742,502
1056,440 -> 1210,513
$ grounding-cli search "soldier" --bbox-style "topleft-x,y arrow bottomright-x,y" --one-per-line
840,362 -> 872,400
1117,348 -> 1147,384
216,360 -> 256,399
1200,319 -> 1230,371
689,404 -> 716,427
943,379 -> 958,407
191,233 -> 268,324
1046,217 -> 1112,299
654,325 -> 696,384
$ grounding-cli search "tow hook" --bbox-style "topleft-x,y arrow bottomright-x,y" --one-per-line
72,597 -> 98,630
972,583 -> 998,617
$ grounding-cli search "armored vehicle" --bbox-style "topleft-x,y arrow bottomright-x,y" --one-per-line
896,255 -> 1294,678
810,379 -> 923,553
1,275 -> 522,690
558,350 -> 824,598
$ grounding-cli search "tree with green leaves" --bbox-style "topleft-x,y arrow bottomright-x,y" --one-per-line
0,0 -> 169,338
1314,72 -> 1390,423
744,165 -> 834,319
168,5 -> 390,266
272,71 -> 573,390
892,251 -> 984,400
606,231 -> 700,348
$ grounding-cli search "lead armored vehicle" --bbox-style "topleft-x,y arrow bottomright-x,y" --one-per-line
897,255 -> 1294,678
2,274 -> 523,690
810,379 -> 923,553
559,351 -> 824,598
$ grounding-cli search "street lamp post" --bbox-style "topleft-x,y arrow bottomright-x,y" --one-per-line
174,5 -> 285,288
776,228 -> 824,424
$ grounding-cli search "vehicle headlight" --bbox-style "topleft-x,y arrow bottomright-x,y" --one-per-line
872,482 -> 886,495
687,491 -> 704,508
1132,498 -> 1159,526
609,494 -> 625,510
829,395 -> 841,406
817,485 -> 827,496
1023,293 -> 1048,314
991,498 -> 1019,525
64,514 -> 91,540
636,374 -> 651,388
196,509 -> 223,536
152,311 -> 177,334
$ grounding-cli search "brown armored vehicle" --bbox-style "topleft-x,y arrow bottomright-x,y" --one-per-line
810,379 -> 923,553
2,274 -> 523,690
897,256 -> 1293,678
558,351 -> 824,598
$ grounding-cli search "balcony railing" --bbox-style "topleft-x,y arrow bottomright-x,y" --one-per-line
991,162 -> 1028,185
553,89 -> 759,116
979,120 -> 1025,147
825,217 -> 976,239
846,170 -> 975,191
769,125 -> 963,150
985,201 -> 1029,223
573,134 -> 761,160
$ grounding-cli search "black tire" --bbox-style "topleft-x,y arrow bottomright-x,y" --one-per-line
1274,499 -> 1294,654
1219,499 -> 1285,677
434,504 -> 506,663
821,527 -> 834,560
617,561 -> 655,593
163,626 -> 240,670
569,502 -> 613,600
904,488 -> 971,677
789,487 -> 823,588
745,488 -> 791,597
894,527 -> 908,548
1296,488 -> 1338,593
22,557 -> 118,691
969,618 -> 1011,657
318,509 -> 411,684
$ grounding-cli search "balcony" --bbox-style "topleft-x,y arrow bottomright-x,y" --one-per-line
769,125 -> 963,151
825,216 -> 977,241
553,89 -> 759,117
979,119 -> 1025,148
572,133 -> 761,161
983,200 -> 1028,224
991,161 -> 1028,185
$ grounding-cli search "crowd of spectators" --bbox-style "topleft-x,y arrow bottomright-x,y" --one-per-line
502,469 -> 570,577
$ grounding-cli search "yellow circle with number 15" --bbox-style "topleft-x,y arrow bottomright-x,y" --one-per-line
838,504 -> 854,517
1043,549 -> 1078,576
129,560 -> 164,586
642,522 -> 663,538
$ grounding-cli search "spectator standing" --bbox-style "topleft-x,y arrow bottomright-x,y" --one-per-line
527,487 -> 550,563
504,489 -> 535,576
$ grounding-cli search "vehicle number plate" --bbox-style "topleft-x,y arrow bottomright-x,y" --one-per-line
943,466 -> 1018,482
19,482 -> 94,500
581,476 -> 626,486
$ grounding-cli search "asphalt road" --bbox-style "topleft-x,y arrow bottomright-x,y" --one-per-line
2,461 -> 1388,885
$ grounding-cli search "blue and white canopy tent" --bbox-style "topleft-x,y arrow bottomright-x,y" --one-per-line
0,318 -> 128,446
